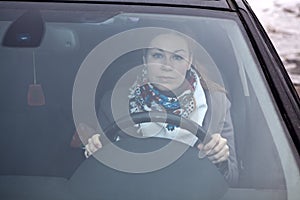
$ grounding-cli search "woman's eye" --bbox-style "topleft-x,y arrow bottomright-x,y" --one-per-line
152,53 -> 164,59
173,54 -> 184,61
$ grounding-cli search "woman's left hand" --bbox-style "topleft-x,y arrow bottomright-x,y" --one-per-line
197,133 -> 229,164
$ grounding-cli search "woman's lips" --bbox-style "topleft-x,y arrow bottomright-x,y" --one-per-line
157,76 -> 174,80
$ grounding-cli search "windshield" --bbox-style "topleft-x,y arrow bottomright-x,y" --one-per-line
0,2 -> 299,200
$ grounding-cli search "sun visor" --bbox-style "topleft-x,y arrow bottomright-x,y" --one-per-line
2,10 -> 45,47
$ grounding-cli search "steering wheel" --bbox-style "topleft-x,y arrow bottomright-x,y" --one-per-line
103,111 -> 207,144
69,111 -> 228,200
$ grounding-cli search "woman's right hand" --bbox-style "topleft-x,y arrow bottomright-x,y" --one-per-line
84,134 -> 103,158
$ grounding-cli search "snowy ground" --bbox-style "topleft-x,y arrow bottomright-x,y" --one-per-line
247,0 -> 300,94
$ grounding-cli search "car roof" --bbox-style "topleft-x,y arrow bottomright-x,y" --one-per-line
31,0 -> 236,10
84,0 -> 229,7
2,0 -> 246,13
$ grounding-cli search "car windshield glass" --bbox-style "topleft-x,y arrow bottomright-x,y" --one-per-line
0,2 -> 299,200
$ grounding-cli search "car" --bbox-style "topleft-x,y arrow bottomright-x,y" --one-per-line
0,0 -> 299,200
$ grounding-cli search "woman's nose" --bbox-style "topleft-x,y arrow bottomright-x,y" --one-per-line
160,56 -> 173,71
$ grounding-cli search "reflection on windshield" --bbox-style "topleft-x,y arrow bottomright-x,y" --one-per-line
0,3 -> 299,200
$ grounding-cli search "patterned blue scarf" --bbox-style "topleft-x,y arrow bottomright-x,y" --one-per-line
129,68 -> 198,131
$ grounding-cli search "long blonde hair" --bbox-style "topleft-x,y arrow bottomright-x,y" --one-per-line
192,60 -> 227,93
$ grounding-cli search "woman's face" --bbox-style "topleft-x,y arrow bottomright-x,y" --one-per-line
145,33 -> 192,91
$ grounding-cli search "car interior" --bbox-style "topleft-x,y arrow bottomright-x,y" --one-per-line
0,5 -> 288,200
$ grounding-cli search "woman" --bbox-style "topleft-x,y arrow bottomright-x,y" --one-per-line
85,31 -> 238,185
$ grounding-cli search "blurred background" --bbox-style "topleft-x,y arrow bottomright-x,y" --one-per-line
247,0 -> 300,95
